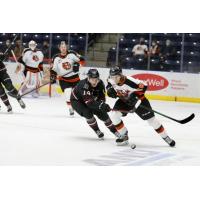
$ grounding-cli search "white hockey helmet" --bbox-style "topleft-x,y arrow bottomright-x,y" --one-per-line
28,40 -> 37,50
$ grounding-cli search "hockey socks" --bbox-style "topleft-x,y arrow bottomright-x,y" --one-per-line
87,117 -> 104,138
104,118 -> 119,137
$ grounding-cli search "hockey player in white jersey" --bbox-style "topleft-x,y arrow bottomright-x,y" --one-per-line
106,66 -> 176,147
16,40 -> 44,98
50,41 -> 85,116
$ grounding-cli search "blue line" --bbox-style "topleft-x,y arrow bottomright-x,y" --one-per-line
123,153 -> 175,166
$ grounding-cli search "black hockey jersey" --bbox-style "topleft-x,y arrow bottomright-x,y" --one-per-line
71,78 -> 106,110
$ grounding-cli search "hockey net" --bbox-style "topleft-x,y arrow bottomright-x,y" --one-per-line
32,64 -> 60,97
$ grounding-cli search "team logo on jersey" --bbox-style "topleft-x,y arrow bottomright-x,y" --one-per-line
132,73 -> 169,91
32,55 -> 39,62
62,62 -> 71,70
116,89 -> 129,97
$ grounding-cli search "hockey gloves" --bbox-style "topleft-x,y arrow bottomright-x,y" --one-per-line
73,62 -> 80,73
99,101 -> 111,112
134,84 -> 147,100
106,84 -> 117,98
126,92 -> 139,107
50,70 -> 57,84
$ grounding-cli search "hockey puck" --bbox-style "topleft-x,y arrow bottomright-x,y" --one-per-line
131,144 -> 136,149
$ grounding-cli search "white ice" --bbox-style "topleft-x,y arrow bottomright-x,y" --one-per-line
0,95 -> 200,166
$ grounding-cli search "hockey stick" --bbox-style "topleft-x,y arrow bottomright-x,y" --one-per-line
19,70 -> 74,98
112,104 -> 195,124
1,34 -> 19,62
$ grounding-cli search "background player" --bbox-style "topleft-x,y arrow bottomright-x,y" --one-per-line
50,41 -> 85,116
0,59 -> 25,113
15,40 -> 44,98
70,68 -> 120,139
106,66 -> 176,147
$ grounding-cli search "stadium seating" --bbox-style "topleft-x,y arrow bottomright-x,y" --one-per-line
1,33 -> 200,73
0,33 -> 90,57
107,33 -> 200,72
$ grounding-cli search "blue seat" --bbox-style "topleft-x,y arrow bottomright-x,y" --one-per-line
162,59 -> 181,72
52,34 -> 66,42
119,48 -> 133,57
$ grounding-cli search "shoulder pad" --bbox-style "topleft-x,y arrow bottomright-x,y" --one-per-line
23,48 -> 31,54
67,50 -> 77,55
52,54 -> 60,62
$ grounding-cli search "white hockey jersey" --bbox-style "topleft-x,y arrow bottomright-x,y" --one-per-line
108,76 -> 147,100
22,48 -> 44,69
52,52 -> 80,78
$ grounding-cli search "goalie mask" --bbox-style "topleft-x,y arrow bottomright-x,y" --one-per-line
28,40 -> 37,51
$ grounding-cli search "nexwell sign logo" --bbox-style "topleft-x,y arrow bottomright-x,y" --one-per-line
132,73 -> 169,91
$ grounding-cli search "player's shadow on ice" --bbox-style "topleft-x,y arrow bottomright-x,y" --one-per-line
25,113 -> 81,119
0,112 -> 24,115
136,143 -> 176,149
72,135 -> 114,142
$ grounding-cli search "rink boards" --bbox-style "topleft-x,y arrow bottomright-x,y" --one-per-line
5,62 -> 200,103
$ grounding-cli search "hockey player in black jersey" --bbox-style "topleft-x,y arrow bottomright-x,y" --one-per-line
0,59 -> 25,113
70,68 -> 120,139
106,66 -> 175,147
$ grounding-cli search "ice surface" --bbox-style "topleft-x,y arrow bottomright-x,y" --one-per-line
0,95 -> 200,165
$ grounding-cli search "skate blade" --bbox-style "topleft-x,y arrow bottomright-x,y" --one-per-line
116,141 -> 129,146
98,136 -> 104,140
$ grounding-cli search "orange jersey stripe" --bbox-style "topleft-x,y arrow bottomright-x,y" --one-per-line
156,125 -> 164,133
58,76 -> 80,83
115,121 -> 124,130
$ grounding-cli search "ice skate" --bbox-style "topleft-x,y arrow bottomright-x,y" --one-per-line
163,136 -> 176,147
95,130 -> 104,139
116,134 -> 129,145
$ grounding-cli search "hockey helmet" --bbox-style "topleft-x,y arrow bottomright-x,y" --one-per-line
28,40 -> 37,50
109,66 -> 122,76
87,68 -> 100,79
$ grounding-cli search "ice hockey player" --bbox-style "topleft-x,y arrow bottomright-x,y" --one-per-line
70,68 -> 120,139
15,40 -> 44,98
106,66 -> 176,147
0,59 -> 26,113
50,41 -> 85,116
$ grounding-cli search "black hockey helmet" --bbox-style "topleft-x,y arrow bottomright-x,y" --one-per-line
87,68 -> 99,78
109,66 -> 122,76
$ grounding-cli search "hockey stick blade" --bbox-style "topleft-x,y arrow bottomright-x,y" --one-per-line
178,113 -> 195,124
112,108 -> 195,124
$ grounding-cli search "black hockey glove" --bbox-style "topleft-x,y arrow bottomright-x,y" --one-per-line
50,70 -> 57,84
73,62 -> 80,73
99,102 -> 111,112
126,92 -> 139,107
134,84 -> 147,100
106,84 -> 117,98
